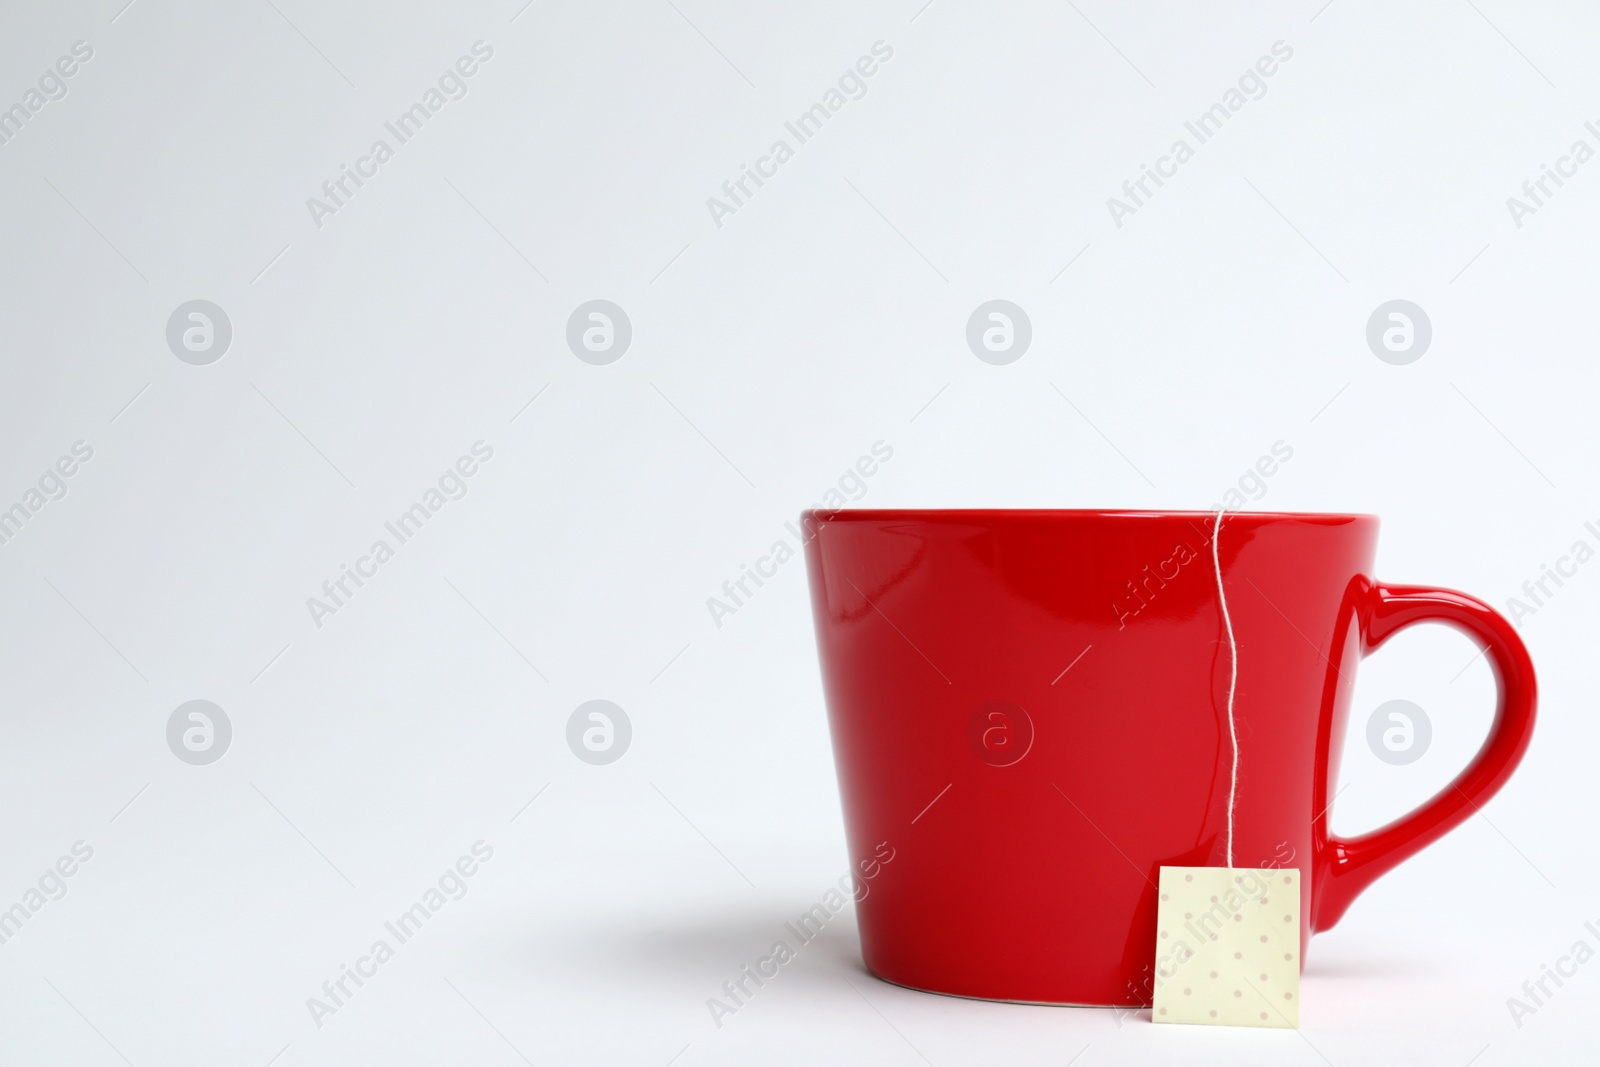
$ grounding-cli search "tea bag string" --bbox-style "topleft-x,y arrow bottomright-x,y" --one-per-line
1212,508 -> 1238,869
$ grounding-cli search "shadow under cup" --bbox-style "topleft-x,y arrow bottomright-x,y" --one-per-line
802,509 -> 1535,1006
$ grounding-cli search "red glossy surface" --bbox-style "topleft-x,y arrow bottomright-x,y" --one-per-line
802,509 -> 1536,1006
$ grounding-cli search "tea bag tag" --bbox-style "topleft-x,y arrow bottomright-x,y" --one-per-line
1148,511 -> 1302,1028
1152,866 -> 1301,1027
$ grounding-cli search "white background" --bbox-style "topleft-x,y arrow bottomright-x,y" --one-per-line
0,1 -> 1595,1064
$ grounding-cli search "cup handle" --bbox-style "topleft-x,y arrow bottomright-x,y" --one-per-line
1310,582 -> 1538,932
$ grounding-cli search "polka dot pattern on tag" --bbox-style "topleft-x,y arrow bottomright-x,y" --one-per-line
1151,865 -> 1302,1029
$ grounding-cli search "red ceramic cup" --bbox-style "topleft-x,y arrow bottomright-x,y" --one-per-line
802,510 -> 1536,1005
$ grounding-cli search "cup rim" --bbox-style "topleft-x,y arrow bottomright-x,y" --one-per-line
802,508 -> 1378,523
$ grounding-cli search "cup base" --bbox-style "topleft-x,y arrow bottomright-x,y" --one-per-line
862,965 -> 1146,1010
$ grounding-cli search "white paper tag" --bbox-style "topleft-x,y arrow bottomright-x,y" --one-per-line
1151,865 -> 1301,1028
